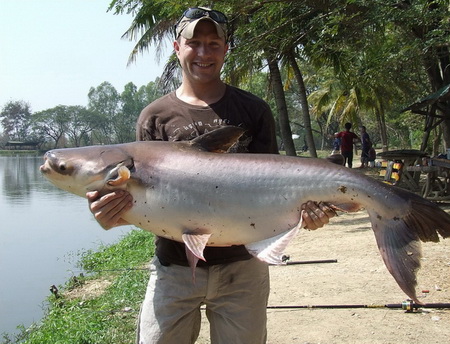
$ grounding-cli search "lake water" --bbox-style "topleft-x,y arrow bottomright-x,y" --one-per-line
0,155 -> 133,336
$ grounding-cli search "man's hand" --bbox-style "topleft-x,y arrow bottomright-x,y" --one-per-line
301,201 -> 336,230
86,190 -> 133,230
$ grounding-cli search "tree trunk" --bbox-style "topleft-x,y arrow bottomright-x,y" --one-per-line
432,125 -> 442,156
267,55 -> 297,156
375,103 -> 389,152
399,0 -> 450,150
423,46 -> 450,149
287,51 -> 317,158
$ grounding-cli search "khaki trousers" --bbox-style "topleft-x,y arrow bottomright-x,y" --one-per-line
137,257 -> 270,344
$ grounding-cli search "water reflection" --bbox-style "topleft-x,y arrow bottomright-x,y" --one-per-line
2,156 -> 40,203
0,155 -> 132,336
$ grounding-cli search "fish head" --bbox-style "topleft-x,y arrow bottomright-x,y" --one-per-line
39,126 -> 246,198
40,145 -> 134,197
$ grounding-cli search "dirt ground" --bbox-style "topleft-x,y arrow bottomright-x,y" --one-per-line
196,173 -> 450,343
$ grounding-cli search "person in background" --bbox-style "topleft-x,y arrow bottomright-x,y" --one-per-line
335,122 -> 360,168
87,7 -> 336,344
359,125 -> 372,168
331,132 -> 341,154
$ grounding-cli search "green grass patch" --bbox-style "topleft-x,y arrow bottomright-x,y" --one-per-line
2,229 -> 155,344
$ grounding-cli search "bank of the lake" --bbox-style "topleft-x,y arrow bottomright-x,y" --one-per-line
0,150 -> 41,156
2,230 -> 155,344
0,155 -> 136,336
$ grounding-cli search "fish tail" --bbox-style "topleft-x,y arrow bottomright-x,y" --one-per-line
369,211 -> 422,303
368,191 -> 450,303
406,193 -> 450,241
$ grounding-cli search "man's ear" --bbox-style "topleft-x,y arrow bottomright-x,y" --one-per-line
174,39 -> 180,55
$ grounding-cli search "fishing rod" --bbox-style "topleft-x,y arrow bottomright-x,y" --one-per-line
75,258 -> 338,273
267,301 -> 450,312
281,259 -> 337,266
271,255 -> 338,266
72,301 -> 450,315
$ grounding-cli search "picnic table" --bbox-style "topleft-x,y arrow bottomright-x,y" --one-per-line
377,150 -> 450,200
377,150 -> 429,191
421,158 -> 450,201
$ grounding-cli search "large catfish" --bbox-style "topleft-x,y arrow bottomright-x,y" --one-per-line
40,126 -> 450,303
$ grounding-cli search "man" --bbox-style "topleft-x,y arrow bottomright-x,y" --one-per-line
331,132 -> 341,155
335,122 -> 360,168
359,125 -> 372,168
88,7 -> 334,343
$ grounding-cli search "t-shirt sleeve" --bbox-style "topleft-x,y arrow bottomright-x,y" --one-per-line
135,96 -> 169,141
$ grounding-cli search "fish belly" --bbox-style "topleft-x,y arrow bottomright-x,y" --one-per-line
123,156 -> 363,246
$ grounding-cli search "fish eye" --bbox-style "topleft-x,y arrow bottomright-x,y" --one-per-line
121,158 -> 135,172
127,161 -> 135,171
54,160 -> 73,175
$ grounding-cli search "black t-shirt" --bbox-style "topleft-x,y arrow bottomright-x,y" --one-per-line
136,85 -> 278,266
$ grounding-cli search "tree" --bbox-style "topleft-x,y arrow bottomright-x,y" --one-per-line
88,82 -> 120,144
117,82 -> 141,143
109,0 -> 184,65
121,82 -> 141,118
267,56 -> 296,155
32,106 -> 70,148
286,51 -> 317,156
117,81 -> 165,143
107,0 -> 449,153
137,78 -> 165,106
386,0 -> 450,148
65,106 -> 97,147
0,100 -> 32,141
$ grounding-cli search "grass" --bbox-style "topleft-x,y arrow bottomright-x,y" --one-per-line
2,230 -> 155,344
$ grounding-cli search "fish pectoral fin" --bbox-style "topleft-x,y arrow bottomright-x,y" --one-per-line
246,215 -> 303,265
182,231 -> 212,262
185,248 -> 200,283
107,165 -> 131,186
182,231 -> 212,283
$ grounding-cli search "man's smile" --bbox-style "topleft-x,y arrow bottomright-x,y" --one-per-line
195,62 -> 213,67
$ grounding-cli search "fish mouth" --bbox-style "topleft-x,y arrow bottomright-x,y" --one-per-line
39,163 -> 49,174
39,155 -> 50,174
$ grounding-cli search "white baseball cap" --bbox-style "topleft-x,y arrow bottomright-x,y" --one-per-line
175,7 -> 228,40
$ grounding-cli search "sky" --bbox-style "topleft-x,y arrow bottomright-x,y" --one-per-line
0,0 -> 172,113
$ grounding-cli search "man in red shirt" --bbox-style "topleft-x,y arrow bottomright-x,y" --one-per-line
335,122 -> 360,168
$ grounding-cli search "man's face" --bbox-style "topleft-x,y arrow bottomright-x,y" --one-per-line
174,20 -> 228,85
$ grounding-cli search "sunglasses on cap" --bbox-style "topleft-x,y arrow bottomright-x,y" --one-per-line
181,7 -> 228,24
174,7 -> 228,40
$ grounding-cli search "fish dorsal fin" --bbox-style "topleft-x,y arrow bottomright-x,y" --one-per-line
190,126 -> 245,153
246,214 -> 304,265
